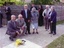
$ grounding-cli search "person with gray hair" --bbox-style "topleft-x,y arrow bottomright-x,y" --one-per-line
16,14 -> 27,35
49,6 -> 57,35
21,4 -> 31,34
6,15 -> 21,41
31,7 -> 39,34
42,5 -> 51,31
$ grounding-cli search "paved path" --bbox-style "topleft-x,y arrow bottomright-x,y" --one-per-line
0,24 -> 64,48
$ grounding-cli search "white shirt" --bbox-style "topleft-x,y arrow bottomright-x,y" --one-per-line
25,9 -> 27,18
42,9 -> 51,16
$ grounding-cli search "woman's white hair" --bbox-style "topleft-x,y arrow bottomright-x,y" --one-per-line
31,7 -> 36,11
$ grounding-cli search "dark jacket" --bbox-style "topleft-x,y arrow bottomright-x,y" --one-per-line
51,10 -> 57,23
21,9 -> 31,22
0,11 -> 3,20
5,7 -> 11,15
6,20 -> 19,35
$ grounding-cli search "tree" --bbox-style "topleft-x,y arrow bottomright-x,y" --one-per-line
31,0 -> 54,5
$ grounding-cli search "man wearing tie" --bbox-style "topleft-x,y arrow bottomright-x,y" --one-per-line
21,4 -> 31,34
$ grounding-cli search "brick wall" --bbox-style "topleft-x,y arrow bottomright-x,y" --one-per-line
1,5 -> 64,24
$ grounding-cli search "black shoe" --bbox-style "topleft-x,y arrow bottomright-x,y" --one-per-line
49,32 -> 52,34
0,26 -> 3,28
28,33 -> 31,34
36,32 -> 39,34
32,32 -> 35,34
25,33 -> 28,35
13,36 -> 16,38
53,33 -> 56,35
9,37 -> 14,41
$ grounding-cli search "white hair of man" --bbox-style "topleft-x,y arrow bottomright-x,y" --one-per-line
24,4 -> 28,7
24,4 -> 28,9
51,6 -> 55,11
46,5 -> 50,8
51,6 -> 55,9
18,14 -> 23,18
11,15 -> 16,18
11,15 -> 16,20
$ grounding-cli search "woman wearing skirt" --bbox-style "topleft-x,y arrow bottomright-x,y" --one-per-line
31,7 -> 39,34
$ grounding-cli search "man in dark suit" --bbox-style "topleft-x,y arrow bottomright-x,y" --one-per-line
21,4 -> 31,34
0,10 -> 3,28
6,15 -> 20,41
49,6 -> 57,35
5,6 -> 11,21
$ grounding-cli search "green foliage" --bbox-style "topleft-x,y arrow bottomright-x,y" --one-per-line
31,0 -> 54,5
56,0 -> 60,2
0,0 -> 25,6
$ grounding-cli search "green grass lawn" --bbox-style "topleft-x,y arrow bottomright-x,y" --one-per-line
57,20 -> 64,25
46,35 -> 64,48
46,20 -> 64,48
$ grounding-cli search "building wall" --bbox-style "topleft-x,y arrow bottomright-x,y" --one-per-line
60,0 -> 64,3
1,5 -> 64,24
25,0 -> 31,3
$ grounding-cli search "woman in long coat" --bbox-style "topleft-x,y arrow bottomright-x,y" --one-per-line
38,5 -> 44,26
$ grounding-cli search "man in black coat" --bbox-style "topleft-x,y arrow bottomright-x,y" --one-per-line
21,4 -> 31,34
0,10 -> 3,28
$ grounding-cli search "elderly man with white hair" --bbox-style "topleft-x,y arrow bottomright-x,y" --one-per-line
16,14 -> 27,35
6,15 -> 21,41
21,4 -> 31,34
49,6 -> 57,35
42,5 -> 51,31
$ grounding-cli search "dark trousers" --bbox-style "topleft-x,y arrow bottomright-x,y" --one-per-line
44,17 -> 50,30
10,32 -> 17,39
9,30 -> 21,39
0,19 -> 2,27
50,22 -> 56,34
6,14 -> 11,21
38,16 -> 44,26
26,21 -> 30,34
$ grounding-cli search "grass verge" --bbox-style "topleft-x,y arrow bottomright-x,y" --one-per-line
46,35 -> 64,48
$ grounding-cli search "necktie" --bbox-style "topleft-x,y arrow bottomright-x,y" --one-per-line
14,21 -> 17,28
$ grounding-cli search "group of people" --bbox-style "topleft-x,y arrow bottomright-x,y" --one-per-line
0,4 -> 57,41
43,5 -> 57,35
6,4 -> 40,41
0,5 -> 11,28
